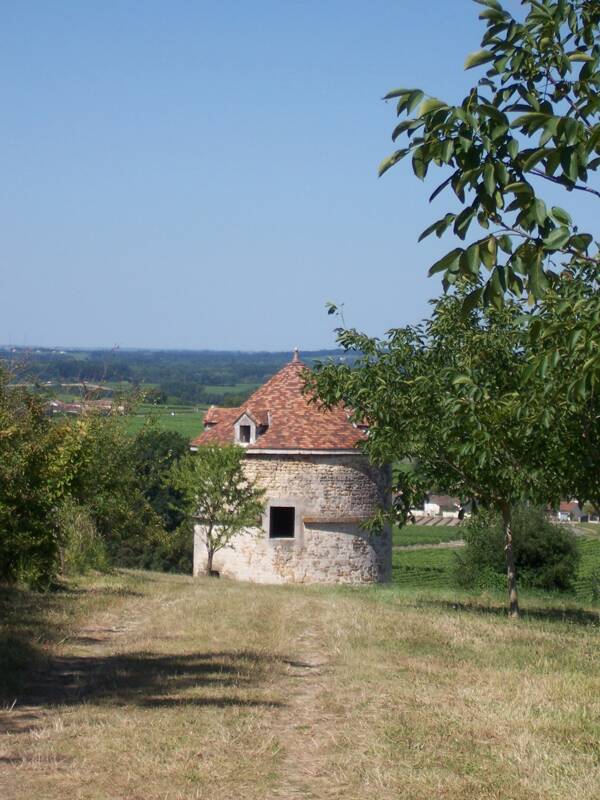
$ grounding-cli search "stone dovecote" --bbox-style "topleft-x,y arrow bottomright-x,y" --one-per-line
190,352 -> 391,584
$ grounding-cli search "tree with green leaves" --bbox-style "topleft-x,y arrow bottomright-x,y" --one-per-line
310,290 -> 565,616
0,369 -> 82,586
380,0 -> 599,389
170,444 -> 265,577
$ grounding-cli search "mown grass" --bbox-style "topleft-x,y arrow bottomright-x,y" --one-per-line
1,571 -> 600,799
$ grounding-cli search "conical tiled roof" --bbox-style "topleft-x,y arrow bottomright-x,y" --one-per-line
190,357 -> 364,451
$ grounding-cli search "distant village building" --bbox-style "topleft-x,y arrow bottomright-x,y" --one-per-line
46,398 -> 122,416
190,350 -> 391,584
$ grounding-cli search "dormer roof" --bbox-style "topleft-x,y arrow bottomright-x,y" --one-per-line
190,355 -> 364,452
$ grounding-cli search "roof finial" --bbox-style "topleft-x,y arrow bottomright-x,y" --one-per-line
292,346 -> 300,363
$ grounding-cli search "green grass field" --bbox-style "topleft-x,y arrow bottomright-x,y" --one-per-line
393,524 -> 464,547
393,534 -> 600,604
574,521 -> 600,539
573,537 -> 600,602
393,547 -> 458,588
124,403 -> 208,438
203,383 -> 260,395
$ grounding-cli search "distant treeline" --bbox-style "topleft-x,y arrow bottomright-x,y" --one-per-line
1,348 -> 350,405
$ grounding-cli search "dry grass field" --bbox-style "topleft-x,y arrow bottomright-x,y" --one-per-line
1,571 -> 599,800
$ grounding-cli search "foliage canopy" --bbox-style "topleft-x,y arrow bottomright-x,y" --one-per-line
380,0 -> 600,386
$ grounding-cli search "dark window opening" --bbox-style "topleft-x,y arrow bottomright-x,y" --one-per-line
239,424 -> 251,443
269,506 -> 295,538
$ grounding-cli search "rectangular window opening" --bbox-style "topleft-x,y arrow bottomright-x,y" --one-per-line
239,424 -> 251,443
269,506 -> 295,538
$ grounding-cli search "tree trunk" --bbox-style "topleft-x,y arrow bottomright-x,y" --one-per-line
501,503 -> 519,618
206,548 -> 214,577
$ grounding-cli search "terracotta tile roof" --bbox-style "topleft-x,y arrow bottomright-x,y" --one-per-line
190,358 -> 364,451
234,406 -> 270,427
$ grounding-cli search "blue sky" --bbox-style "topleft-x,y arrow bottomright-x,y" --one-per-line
2,0 -> 592,350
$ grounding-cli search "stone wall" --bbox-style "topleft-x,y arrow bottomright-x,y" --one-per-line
193,453 -> 391,584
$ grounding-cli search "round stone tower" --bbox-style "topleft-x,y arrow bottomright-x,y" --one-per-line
190,351 -> 391,584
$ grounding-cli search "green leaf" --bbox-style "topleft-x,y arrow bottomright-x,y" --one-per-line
480,237 -> 497,269
543,226 -> 570,250
412,147 -> 428,179
494,162 -> 509,186
461,286 -> 483,317
483,163 -> 495,195
521,147 -> 549,171
539,117 -> 559,146
464,50 -> 495,70
391,118 -> 423,141
561,147 -> 579,182
507,139 -> 519,159
497,234 -> 513,254
573,377 -> 587,400
428,175 -> 454,203
419,98 -> 447,115
568,53 -> 595,62
505,181 -> 533,195
465,243 -> 480,275
533,198 -> 548,227
418,213 -> 455,242
528,254 -> 549,300
454,206 -> 477,240
569,329 -> 584,351
406,90 -> 425,114
569,233 -> 593,252
383,88 -> 411,100
378,149 -> 408,177
428,248 -> 463,276
474,0 -> 502,9
551,206 -> 572,226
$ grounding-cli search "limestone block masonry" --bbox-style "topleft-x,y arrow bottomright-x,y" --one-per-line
193,452 -> 392,584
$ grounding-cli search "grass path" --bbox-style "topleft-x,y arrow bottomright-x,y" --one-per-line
2,571 -> 600,799
268,607 -> 334,799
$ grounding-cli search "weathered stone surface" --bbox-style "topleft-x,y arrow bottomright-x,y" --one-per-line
193,453 -> 391,584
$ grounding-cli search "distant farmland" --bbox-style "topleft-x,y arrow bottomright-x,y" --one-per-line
124,403 -> 208,439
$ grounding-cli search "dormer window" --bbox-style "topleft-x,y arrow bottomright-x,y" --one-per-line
234,413 -> 257,446
239,424 -> 251,443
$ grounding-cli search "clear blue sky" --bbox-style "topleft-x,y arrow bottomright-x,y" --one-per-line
2,0 -> 591,351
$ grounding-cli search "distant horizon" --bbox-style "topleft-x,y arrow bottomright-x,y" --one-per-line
0,343 -> 345,355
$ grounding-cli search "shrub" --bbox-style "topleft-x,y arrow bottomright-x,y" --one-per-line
140,523 -> 193,574
57,499 -> 108,576
456,507 -> 579,592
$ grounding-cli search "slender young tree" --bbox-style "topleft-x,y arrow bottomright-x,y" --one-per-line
170,444 -> 265,576
309,292 -> 564,616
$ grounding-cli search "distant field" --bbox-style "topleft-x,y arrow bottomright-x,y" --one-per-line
393,547 -> 458,588
393,534 -> 600,603
124,403 -> 207,439
574,538 -> 600,602
574,521 -> 600,539
203,383 -> 260,395
393,524 -> 464,547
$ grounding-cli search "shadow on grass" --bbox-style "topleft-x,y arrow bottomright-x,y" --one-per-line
0,648 -> 285,732
419,599 -> 600,626
0,580 -> 146,700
